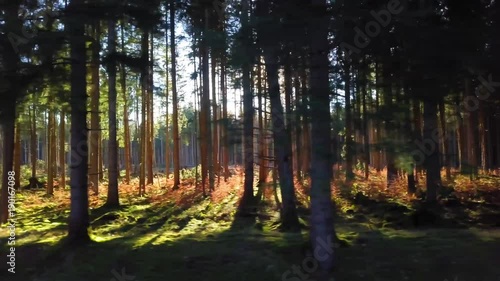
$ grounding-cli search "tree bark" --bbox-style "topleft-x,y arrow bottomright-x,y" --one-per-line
106,19 -> 119,207
309,0 -> 335,275
171,0 -> 181,188
89,22 -> 100,194
239,0 -> 255,213
423,99 -> 440,203
67,0 -> 90,243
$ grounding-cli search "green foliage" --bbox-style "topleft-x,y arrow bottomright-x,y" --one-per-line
180,165 -> 201,181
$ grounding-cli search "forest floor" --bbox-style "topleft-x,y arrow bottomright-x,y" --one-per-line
1,168 -> 500,281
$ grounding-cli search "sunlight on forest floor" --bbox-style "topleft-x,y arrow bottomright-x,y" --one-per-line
1,168 -> 500,281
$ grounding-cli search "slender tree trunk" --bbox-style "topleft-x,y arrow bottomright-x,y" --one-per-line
284,58 -> 293,177
221,55 -> 230,181
439,99 -> 451,180
211,55 -> 219,179
344,63 -> 354,180
239,0 -> 255,212
30,105 -> 37,180
59,110 -> 66,188
14,122 -> 21,189
383,63 -> 397,187
479,103 -> 487,171
47,103 -> 56,194
294,70 -> 302,182
67,0 -> 90,242
139,31 -> 148,196
258,61 -> 267,186
171,0 -> 181,188
361,63 -> 370,180
263,50 -> 299,231
89,22 -> 101,194
423,98 -> 440,203
309,0 -> 335,276
0,114 -> 15,224
164,5 -> 170,179
300,56 -> 310,177
106,19 -> 119,207
147,32 -> 154,185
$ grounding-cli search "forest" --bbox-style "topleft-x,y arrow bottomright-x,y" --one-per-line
0,0 -> 499,280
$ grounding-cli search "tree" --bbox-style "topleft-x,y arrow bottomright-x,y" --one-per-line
257,0 -> 299,231
106,18 -> 119,207
171,0 -> 181,188
308,0 -> 335,276
67,0 -> 91,243
238,0 -> 255,213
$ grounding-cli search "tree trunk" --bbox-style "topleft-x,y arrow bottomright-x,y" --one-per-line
344,63 -> 354,180
221,55 -> 230,181
202,8 -> 214,192
171,0 -> 181,188
239,0 -> 255,213
164,5 -> 170,179
139,30 -> 148,196
30,104 -> 37,180
120,23 -> 131,184
59,110 -> 66,188
67,0 -> 90,243
89,22 -> 100,194
423,98 -> 440,203
264,51 -> 300,231
14,122 -> 21,189
439,99 -> 451,180
147,32 -> 154,185
106,19 -> 119,207
0,114 -> 15,224
211,55 -> 219,179
309,0 -> 335,275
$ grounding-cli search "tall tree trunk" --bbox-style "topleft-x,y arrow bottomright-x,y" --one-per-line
294,69 -> 302,182
300,56 -> 310,177
199,8 -> 213,191
284,57 -> 293,176
221,54 -> 230,181
0,111 -> 15,224
139,31 -> 148,196
239,0 -> 255,213
263,50 -> 299,231
30,104 -> 37,180
309,0 -> 335,276
164,5 -> 170,179
106,19 -> 119,207
14,122 -> 21,189
67,0 -> 90,243
47,102 -> 56,195
361,62 -> 370,180
59,110 -> 66,188
171,0 -> 181,188
256,0 -> 300,231
258,61 -> 267,186
89,22 -> 100,194
147,32 -> 154,185
120,35 -> 131,184
439,99 -> 451,180
423,98 -> 440,203
344,63 -> 354,180
211,55 -> 219,179
383,63 -> 397,187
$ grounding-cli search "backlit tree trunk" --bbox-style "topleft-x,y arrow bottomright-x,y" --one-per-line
309,0 -> 335,275
89,22 -> 101,194
171,0 -> 181,188
67,0 -> 90,243
106,19 -> 119,207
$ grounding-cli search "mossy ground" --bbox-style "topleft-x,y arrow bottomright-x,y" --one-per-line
1,168 -> 499,281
